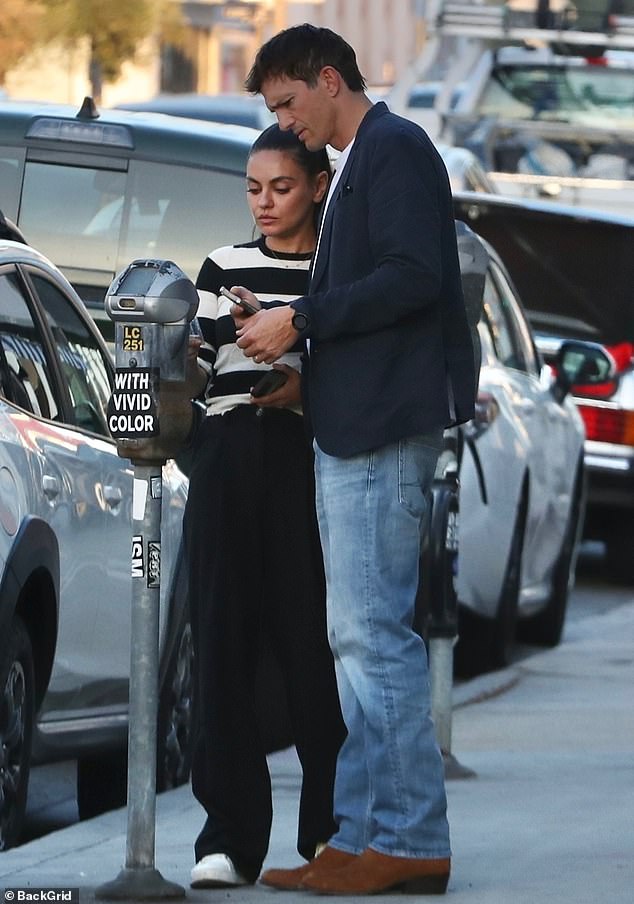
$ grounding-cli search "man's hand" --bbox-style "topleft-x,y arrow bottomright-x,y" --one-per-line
234,304 -> 297,364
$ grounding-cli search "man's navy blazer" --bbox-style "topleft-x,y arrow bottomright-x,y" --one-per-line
291,102 -> 477,458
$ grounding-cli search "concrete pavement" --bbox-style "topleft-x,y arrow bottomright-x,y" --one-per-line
1,600 -> 633,903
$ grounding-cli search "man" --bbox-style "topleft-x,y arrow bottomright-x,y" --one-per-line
231,24 -> 476,896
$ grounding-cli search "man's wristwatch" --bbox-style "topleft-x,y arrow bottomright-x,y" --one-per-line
291,311 -> 310,333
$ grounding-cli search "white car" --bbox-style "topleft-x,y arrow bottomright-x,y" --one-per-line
0,239 -> 192,849
453,234 -> 613,675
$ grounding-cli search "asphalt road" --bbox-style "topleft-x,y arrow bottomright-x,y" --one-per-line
17,541 -> 633,848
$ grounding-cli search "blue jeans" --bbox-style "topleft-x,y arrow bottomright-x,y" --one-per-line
313,432 -> 451,859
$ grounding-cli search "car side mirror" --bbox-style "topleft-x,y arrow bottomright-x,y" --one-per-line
552,340 -> 615,404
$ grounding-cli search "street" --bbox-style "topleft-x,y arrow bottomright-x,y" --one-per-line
16,541 -> 632,850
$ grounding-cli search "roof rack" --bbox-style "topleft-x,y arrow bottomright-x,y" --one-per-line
436,2 -> 634,49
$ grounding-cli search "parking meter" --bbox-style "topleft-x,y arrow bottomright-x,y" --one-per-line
97,258 -> 197,902
105,259 -> 199,443
424,223 -> 486,781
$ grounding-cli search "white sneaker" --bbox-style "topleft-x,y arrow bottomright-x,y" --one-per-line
190,853 -> 250,888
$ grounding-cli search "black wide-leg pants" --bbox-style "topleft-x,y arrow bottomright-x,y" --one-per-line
183,406 -> 345,881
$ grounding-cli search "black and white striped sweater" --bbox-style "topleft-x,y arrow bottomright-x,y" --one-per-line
195,236 -> 311,416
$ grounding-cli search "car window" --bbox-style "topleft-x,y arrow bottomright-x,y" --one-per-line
29,272 -> 112,436
0,270 -> 61,419
477,64 -> 634,128
20,161 -> 127,275
490,261 -> 541,377
18,157 -> 251,287
123,160 -> 249,278
481,271 -> 528,372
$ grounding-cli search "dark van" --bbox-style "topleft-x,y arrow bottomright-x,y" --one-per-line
0,98 -> 258,342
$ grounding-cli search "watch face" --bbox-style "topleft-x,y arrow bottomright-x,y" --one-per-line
292,312 -> 308,331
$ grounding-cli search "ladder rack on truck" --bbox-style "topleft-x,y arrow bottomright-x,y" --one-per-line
437,2 -> 634,49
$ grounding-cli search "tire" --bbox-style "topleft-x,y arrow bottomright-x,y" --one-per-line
519,466 -> 585,646
455,492 -> 526,677
0,616 -> 35,850
77,618 -> 195,818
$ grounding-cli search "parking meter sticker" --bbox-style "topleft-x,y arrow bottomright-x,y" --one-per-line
133,478 -> 148,520
131,535 -> 144,578
122,325 -> 144,352
107,367 -> 159,438
147,541 -> 160,588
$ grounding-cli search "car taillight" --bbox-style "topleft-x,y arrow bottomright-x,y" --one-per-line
578,404 -> 634,446
573,342 -> 634,400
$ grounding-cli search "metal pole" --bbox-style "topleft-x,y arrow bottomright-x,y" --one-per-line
96,462 -> 185,900
429,635 -> 454,755
426,462 -> 476,780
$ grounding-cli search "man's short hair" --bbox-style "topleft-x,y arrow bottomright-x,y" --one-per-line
245,24 -> 366,94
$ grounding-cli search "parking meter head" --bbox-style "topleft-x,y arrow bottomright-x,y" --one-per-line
456,221 -> 489,379
105,259 -> 198,324
105,259 -> 199,381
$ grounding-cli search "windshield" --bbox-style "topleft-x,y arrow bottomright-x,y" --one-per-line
477,64 -> 634,129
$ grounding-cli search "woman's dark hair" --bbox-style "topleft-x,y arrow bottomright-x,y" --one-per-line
249,123 -> 331,182
245,24 -> 366,94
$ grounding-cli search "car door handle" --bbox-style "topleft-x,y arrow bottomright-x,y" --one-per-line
519,399 -> 536,415
103,484 -> 123,508
42,474 -> 60,500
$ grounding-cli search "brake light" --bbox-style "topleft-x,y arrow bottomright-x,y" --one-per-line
573,342 -> 634,400
578,404 -> 634,446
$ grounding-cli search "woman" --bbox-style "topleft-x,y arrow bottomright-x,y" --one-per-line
184,125 -> 346,889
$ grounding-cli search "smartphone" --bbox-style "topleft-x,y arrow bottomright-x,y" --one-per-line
251,370 -> 288,398
219,285 -> 261,315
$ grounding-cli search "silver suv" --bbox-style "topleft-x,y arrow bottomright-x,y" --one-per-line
0,239 -> 192,849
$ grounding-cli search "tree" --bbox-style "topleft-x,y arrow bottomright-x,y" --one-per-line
0,0 -> 45,84
41,0 -> 183,103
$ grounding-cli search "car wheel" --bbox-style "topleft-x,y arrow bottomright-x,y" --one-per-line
77,618 -> 195,819
455,491 -> 527,677
0,616 -> 35,851
156,621 -> 194,791
519,466 -> 585,646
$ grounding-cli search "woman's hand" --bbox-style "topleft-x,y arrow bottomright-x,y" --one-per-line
184,335 -> 207,398
250,364 -> 301,409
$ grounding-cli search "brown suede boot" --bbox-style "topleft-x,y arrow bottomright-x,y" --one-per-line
302,847 -> 450,895
259,846 -> 358,891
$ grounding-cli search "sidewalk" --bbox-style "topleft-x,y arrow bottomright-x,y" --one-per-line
2,601 -> 633,903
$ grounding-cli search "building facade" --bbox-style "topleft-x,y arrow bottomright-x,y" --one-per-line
4,0 -> 426,106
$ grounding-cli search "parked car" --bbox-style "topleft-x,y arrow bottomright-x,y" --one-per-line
115,92 -> 276,130
450,229 -> 613,675
0,238 -> 193,849
453,190 -> 634,581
